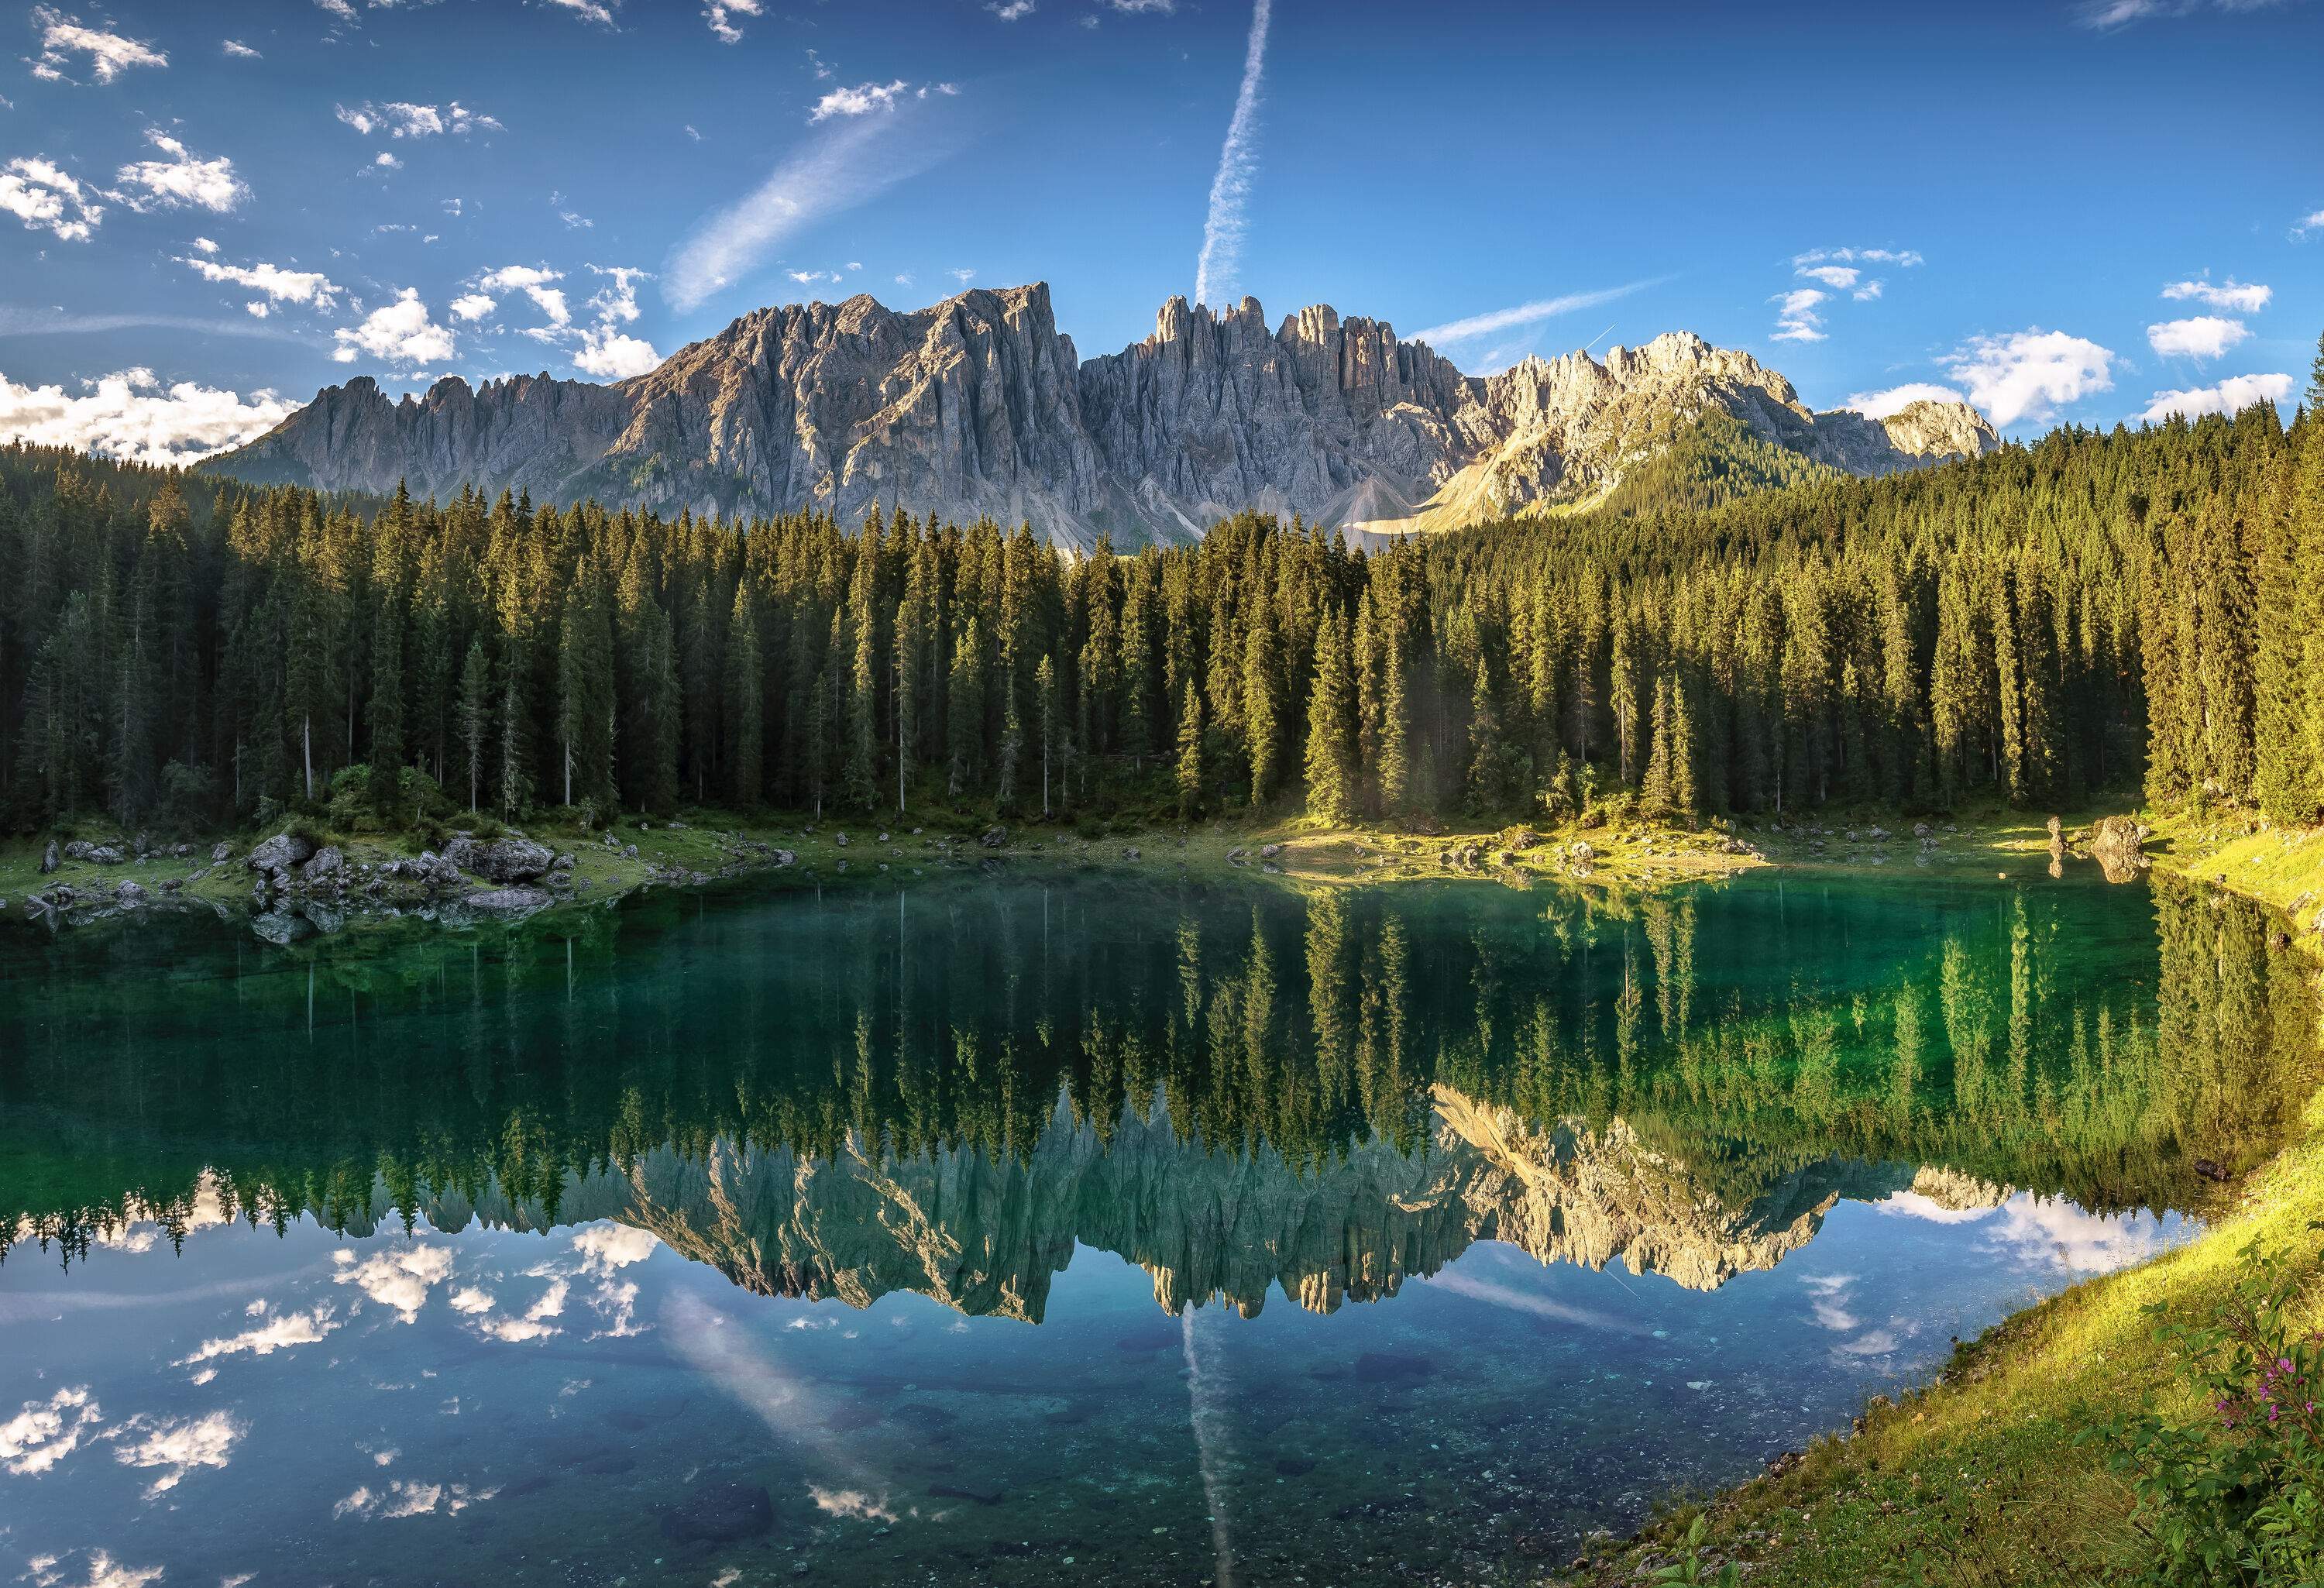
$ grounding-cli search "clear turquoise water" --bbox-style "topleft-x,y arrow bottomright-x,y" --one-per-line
0,866 -> 2311,1586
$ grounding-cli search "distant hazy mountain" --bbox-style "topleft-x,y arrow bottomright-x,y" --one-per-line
208,283 -> 1997,549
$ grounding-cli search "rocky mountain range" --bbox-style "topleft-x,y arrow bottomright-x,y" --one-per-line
403,1085 -> 2009,1322
210,283 -> 1998,550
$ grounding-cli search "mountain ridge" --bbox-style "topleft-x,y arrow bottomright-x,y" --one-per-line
208,281 -> 1999,548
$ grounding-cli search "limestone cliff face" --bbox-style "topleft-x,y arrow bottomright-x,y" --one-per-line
211,284 -> 1997,549
409,1088 -> 1992,1322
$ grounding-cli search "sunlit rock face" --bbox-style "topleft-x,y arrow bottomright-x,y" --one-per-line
211,285 -> 1995,550
407,1087 -> 1976,1321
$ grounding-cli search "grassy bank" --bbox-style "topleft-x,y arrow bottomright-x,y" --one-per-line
1557,811 -> 2324,1588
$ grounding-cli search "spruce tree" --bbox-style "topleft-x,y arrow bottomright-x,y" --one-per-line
1302,611 -> 1356,825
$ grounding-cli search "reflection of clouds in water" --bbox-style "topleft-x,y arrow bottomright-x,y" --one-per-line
22,1549 -> 163,1588
1426,1272 -> 1640,1333
111,1409 -> 241,1497
662,1290 -> 894,1504
447,1287 -> 494,1315
526,1278 -> 570,1322
1800,1273 -> 1906,1357
571,1223 -> 658,1276
586,1278 -> 647,1339
811,1485 -> 899,1521
1,1387 -> 102,1476
333,1478 -> 498,1520
176,1304 -> 340,1366
1800,1273 -> 1859,1332
1879,1191 -> 2178,1276
332,1245 -> 455,1323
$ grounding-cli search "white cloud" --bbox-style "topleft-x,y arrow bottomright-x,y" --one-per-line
315,0 -> 358,20
1852,280 -> 1885,301
0,155 -> 103,241
1796,263 -> 1858,290
246,301 -> 269,318
112,1411 -> 241,1498
448,1287 -> 496,1314
946,266 -> 975,286
809,80 -> 913,122
192,235 -> 218,253
1769,287 -> 1827,343
1942,328 -> 2115,428
335,101 -> 504,139
180,255 -> 341,309
114,131 -> 249,215
1,1387 -> 101,1476
2298,208 -> 2324,238
222,39 -> 262,59
331,1243 -> 456,1321
525,1279 -> 571,1322
2137,371 -> 2294,423
477,263 -> 570,326
1191,0 -> 1270,307
894,271 -> 914,286
332,290 -> 456,366
665,109 -> 964,312
0,367 -> 294,465
988,0 -> 1036,15
1844,382 -> 1972,419
1981,1194 -> 2178,1274
1109,0 -> 1176,10
374,151 -> 401,170
31,7 -> 165,84
705,0 -> 762,42
2147,315 -> 2249,359
2161,276 -> 2271,312
573,326 -> 658,378
177,1303 -> 339,1364
1411,277 -> 1657,346
559,208 -> 593,229
449,293 -> 495,321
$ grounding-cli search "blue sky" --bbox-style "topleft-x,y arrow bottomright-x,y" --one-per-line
1,0 -> 2319,462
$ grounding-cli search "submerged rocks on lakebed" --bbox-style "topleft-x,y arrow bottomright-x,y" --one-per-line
658,1481 -> 774,1545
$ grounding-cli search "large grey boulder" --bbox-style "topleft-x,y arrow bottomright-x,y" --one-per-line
302,846 -> 345,883
474,836 -> 555,882
248,833 -> 316,872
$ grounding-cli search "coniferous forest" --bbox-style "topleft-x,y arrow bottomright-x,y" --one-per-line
1,338 -> 2318,838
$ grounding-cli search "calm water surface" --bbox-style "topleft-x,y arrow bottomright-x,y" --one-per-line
1,866 -> 2313,1587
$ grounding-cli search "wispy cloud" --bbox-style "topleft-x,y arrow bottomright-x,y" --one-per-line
114,132 -> 249,215
30,6 -> 165,84
177,254 -> 342,311
335,101 -> 504,139
2078,0 -> 2295,27
1770,287 -> 1827,342
1411,277 -> 1660,347
1,154 -> 104,240
222,39 -> 262,60
1192,0 -> 1270,307
664,105 -> 966,313
2161,275 -> 2270,312
2292,208 -> 2324,239
705,0 -> 762,42
988,0 -> 1036,16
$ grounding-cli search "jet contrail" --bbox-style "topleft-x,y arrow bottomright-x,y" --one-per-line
1192,0 -> 1272,308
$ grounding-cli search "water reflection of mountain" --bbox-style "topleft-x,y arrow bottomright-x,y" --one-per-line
2,871 -> 2312,1312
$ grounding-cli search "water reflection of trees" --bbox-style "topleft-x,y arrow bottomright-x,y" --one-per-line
1,871 -> 2312,1267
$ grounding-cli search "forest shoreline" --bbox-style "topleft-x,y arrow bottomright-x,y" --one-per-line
0,798 -> 2126,940
1556,813 -> 2324,1588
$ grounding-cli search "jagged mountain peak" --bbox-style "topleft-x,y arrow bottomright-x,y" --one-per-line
208,280 -> 1996,548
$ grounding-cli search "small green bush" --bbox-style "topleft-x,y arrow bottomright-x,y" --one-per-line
2082,1232 -> 2324,1585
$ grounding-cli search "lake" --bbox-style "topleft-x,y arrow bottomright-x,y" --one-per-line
2,865 -> 2313,1587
